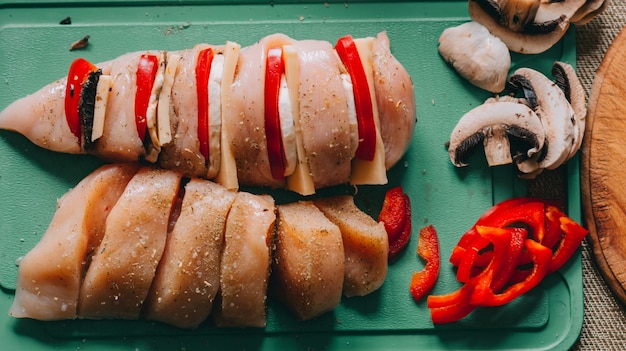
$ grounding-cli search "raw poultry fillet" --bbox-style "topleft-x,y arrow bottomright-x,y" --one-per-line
0,32 -> 415,195
9,164 -> 389,329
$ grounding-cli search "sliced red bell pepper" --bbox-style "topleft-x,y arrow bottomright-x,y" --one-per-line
455,234 -> 491,283
428,283 -> 476,324
196,47 -> 215,162
135,54 -> 159,142
264,47 -> 286,180
378,186 -> 411,260
410,225 -> 440,302
65,58 -> 98,144
335,35 -> 376,161
548,216 -> 589,273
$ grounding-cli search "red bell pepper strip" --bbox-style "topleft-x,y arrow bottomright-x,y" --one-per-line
542,204 -> 566,250
455,234 -> 491,283
378,186 -> 411,260
335,35 -> 376,161
548,216 -> 589,273
65,58 -> 98,144
135,54 -> 159,142
196,47 -> 215,162
264,47 -> 286,180
410,225 -> 440,302
428,283 -> 476,324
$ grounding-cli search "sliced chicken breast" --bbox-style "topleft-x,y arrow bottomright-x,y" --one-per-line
272,201 -> 344,320
213,192 -> 276,327
222,34 -> 294,188
9,163 -> 138,320
313,196 -> 388,297
78,167 -> 182,319
292,40 -> 356,188
371,31 -> 416,169
142,179 -> 236,329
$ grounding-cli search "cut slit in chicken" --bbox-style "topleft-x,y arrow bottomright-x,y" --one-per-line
10,164 -> 388,328
0,32 -> 415,196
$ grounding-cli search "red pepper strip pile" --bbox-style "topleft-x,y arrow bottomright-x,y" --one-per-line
410,225 -> 440,302
378,186 -> 412,260
135,54 -> 159,142
428,197 -> 588,324
65,58 -> 98,144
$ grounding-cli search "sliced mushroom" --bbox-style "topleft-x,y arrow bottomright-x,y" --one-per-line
448,101 -> 545,167
551,61 -> 587,159
506,67 -> 576,170
468,0 -> 587,54
438,21 -> 511,93
571,0 -> 609,25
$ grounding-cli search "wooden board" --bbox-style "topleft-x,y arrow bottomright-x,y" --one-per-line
582,24 -> 626,305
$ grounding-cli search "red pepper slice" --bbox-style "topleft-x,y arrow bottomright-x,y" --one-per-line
65,58 -> 98,143
548,216 -> 588,273
335,35 -> 376,161
410,225 -> 440,302
428,283 -> 476,324
455,235 -> 491,283
378,186 -> 412,260
264,47 -> 286,180
135,54 -> 159,142
196,47 -> 215,162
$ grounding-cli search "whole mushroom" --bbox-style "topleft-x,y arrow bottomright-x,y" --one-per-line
438,21 -> 511,93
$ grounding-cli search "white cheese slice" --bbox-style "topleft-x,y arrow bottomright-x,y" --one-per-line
144,52 -> 166,162
90,74 -> 113,142
215,41 -> 241,190
340,72 -> 359,153
278,73 -> 297,177
156,52 -> 181,146
349,37 -> 388,186
207,53 -> 224,179
283,44 -> 316,196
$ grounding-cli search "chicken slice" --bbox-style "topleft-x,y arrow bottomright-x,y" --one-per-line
292,40 -> 356,188
313,196 -> 388,297
142,179 -> 236,329
222,33 -> 294,188
213,192 -> 276,327
78,167 -> 182,319
272,201 -> 344,320
371,31 -> 416,169
9,163 -> 138,320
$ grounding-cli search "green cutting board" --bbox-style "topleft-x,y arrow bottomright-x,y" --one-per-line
0,1 -> 583,350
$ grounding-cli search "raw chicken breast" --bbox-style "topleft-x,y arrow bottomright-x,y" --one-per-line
292,40 -> 356,188
94,52 -> 147,161
314,196 -> 388,297
78,167 -> 182,319
213,192 -> 276,327
142,179 -> 236,329
222,33 -> 294,188
272,201 -> 344,320
371,31 -> 416,169
9,163 -> 138,320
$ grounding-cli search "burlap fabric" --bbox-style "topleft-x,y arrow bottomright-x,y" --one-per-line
538,1 -> 626,349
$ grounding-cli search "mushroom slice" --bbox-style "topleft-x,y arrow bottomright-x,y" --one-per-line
448,101 -> 545,167
551,61 -> 587,159
571,0 -> 608,25
438,21 -> 511,93
507,67 -> 576,170
469,0 -> 571,54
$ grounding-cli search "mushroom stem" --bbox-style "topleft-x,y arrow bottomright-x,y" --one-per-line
483,124 -> 514,166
